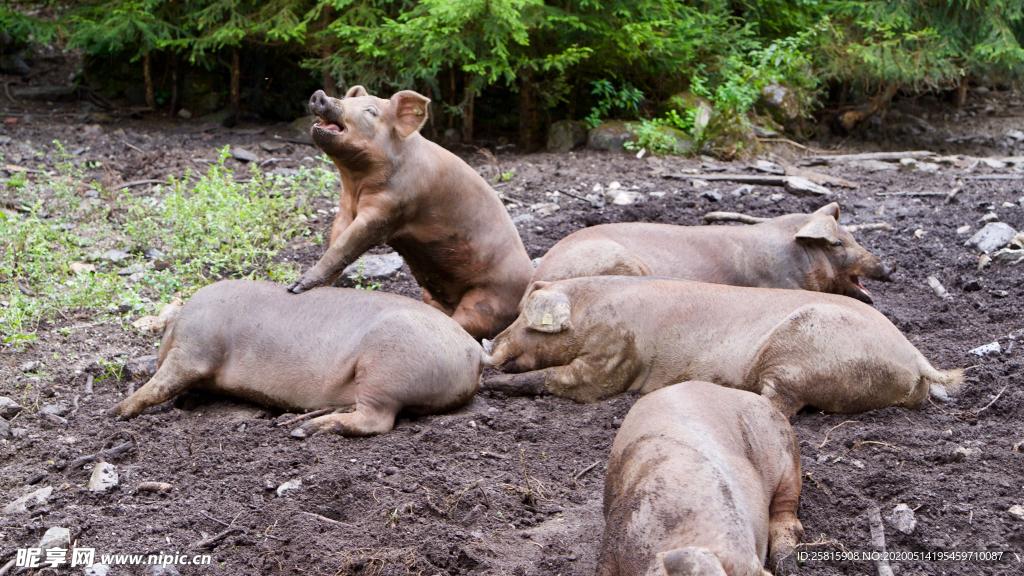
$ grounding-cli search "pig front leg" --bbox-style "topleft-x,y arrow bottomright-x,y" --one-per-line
766,462 -> 804,574
484,355 -> 633,403
108,349 -> 210,420
482,369 -> 555,397
287,207 -> 391,294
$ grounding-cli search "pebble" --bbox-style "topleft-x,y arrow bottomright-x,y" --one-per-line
144,248 -> 164,259
968,342 -> 1001,357
260,140 -> 287,152
511,214 -> 535,225
177,109 -> 192,119
610,191 -> 640,205
0,418 -> 8,438
531,202 -> 562,216
231,147 -> 259,163
691,179 -> 709,189
19,361 -> 41,372
980,158 -> 1006,169
1008,505 -> 1024,521
101,249 -> 131,263
88,462 -> 119,492
979,212 -> 999,224
37,526 -> 70,551
731,185 -> 754,197
700,190 -> 722,202
956,225 -> 971,235
40,404 -> 65,416
342,252 -> 405,279
965,222 -> 1017,254
948,445 -> 982,462
784,176 -> 831,196
888,503 -> 917,534
0,397 -> 25,419
71,262 -> 96,274
3,486 -> 53,515
276,478 -> 302,497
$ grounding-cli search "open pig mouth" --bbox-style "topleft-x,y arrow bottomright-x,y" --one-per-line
315,117 -> 343,133
851,275 -> 873,302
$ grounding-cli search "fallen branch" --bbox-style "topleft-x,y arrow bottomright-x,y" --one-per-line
818,420 -> 857,449
926,276 -> 952,301
799,151 -> 935,167
299,511 -> 355,527
945,186 -> 964,204
123,141 -> 145,154
4,164 -> 45,174
111,179 -> 165,191
703,211 -> 768,225
875,191 -> 948,197
0,558 -> 14,576
62,441 -> 135,471
665,173 -> 787,185
784,166 -> 860,189
843,441 -> 900,456
974,384 -> 1008,414
276,408 -> 333,427
193,527 -> 242,549
845,222 -> 891,233
574,461 -> 600,481
867,506 -> 895,576
480,451 -> 512,460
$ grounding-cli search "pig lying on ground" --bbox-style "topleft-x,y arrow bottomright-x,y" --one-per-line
109,281 -> 483,437
287,87 -> 533,339
484,276 -> 962,416
528,203 -> 893,305
599,381 -> 803,576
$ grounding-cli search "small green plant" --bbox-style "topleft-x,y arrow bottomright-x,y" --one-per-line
583,80 -> 644,129
347,261 -> 380,291
625,108 -> 700,156
495,171 -> 514,183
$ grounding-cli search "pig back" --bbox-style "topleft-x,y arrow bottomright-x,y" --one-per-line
600,381 -> 799,576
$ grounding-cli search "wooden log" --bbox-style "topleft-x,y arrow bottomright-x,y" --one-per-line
798,151 -> 936,166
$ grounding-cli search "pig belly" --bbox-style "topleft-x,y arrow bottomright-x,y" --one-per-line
199,353 -> 359,413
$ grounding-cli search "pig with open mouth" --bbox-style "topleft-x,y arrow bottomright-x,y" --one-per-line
484,276 -> 963,416
109,281 -> 483,437
599,381 -> 803,576
289,86 -> 533,339
527,203 -> 893,306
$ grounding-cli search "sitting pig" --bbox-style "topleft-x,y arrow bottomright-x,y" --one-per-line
109,281 -> 483,437
528,203 -> 892,305
599,381 -> 803,576
287,87 -> 533,339
484,276 -> 962,416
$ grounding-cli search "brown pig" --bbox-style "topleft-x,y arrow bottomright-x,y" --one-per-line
484,276 -> 962,416
528,203 -> 893,305
287,87 -> 534,339
109,281 -> 483,437
599,381 -> 803,576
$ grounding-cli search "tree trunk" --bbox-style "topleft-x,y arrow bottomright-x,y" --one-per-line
519,69 -> 538,151
168,52 -> 179,117
321,6 -> 338,97
837,82 -> 900,132
448,67 -> 457,130
956,76 -> 968,108
230,48 -> 241,111
462,83 -> 474,143
143,52 -> 155,110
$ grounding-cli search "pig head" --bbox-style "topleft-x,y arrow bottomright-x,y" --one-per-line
527,202 -> 894,305
288,86 -> 533,339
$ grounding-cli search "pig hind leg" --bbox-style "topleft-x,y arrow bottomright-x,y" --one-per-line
109,348 -> 212,419
290,402 -> 397,438
537,238 -> 652,282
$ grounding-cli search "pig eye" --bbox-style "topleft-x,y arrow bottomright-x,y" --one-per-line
365,107 -> 379,117
831,240 -> 843,247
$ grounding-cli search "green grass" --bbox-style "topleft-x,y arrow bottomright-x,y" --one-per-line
0,145 -> 337,347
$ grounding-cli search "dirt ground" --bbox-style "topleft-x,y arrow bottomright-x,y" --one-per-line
2,85 -> 1024,576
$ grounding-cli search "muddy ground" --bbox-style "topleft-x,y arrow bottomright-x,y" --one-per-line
2,88 -> 1024,576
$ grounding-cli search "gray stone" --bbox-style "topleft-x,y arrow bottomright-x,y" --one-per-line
0,417 -> 7,438
11,427 -> 26,439
19,360 -> 40,372
276,478 -> 302,497
117,264 -> 146,276
269,168 -> 299,177
587,121 -> 639,153
547,120 -> 586,153
88,462 -> 119,492
126,356 -> 158,380
38,526 -> 70,551
531,202 -> 561,216
260,140 -> 287,152
888,503 -> 917,534
784,176 -> 831,196
102,249 -> 131,263
700,190 -> 722,202
1009,505 -> 1024,521
144,248 -> 164,259
758,83 -> 800,124
40,404 -> 65,416
177,108 -> 192,120
968,342 -> 1001,357
731,185 -> 754,197
849,159 -> 898,172
231,147 -> 259,163
512,214 -> 535,225
965,222 -> 1017,254
4,486 -> 53,515
980,157 -> 1006,169
343,252 -> 404,280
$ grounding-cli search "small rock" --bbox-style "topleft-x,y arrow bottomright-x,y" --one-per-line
850,159 -> 898,172
531,202 -> 561,216
117,264 -> 146,276
700,190 -> 722,202
20,360 -> 41,372
547,120 -> 586,153
40,404 -> 65,416
3,486 -> 53,515
755,160 -> 783,174
260,140 -> 287,152
731,185 -> 754,197
71,262 -> 96,274
0,418 -> 8,438
784,176 -> 831,196
691,179 -> 709,189
342,252 -> 405,279
276,478 -> 302,497
607,181 -> 622,191
85,564 -> 111,576
1008,505 -> 1024,521
177,109 -> 192,120
511,214 -> 534,225
768,193 -> 785,203
947,445 -> 982,463
88,462 -> 119,491
101,249 -> 131,263
888,503 -> 917,534
899,158 -> 917,168
587,121 -> 639,153
1007,130 -> 1024,141
611,191 -> 640,206
980,158 -> 1006,169
136,481 -> 173,493
916,162 -> 941,172
979,212 -> 999,224
461,503 -> 486,526
383,466 -> 399,476
125,356 -> 158,380
38,526 -> 71,551
969,342 -> 1001,357
956,225 -> 971,235
965,222 -> 1017,254
143,248 -> 164,260
231,147 -> 259,163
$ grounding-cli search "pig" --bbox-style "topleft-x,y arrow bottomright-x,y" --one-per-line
484,276 -> 962,417
109,281 -> 483,437
287,86 -> 534,339
599,381 -> 803,576
527,203 -> 893,305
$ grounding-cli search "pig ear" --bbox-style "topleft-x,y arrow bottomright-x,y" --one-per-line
523,289 -> 572,334
813,202 -> 841,220
390,90 -> 431,138
795,215 -> 840,244
345,85 -> 369,98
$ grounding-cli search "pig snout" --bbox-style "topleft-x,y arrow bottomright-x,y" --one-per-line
877,261 -> 896,282
309,90 -> 331,117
